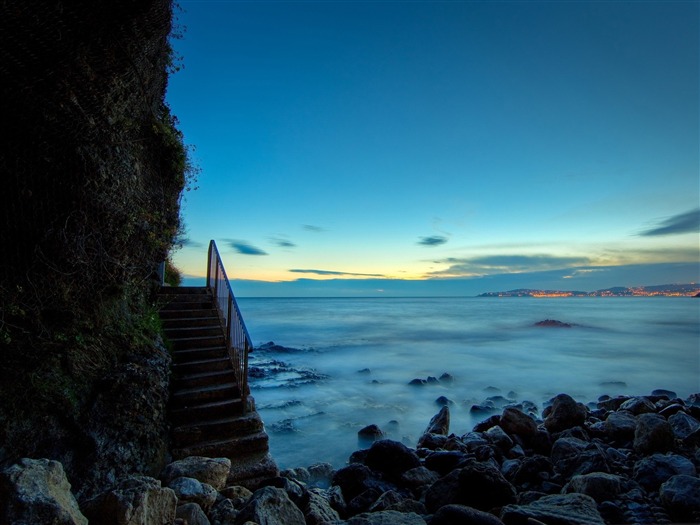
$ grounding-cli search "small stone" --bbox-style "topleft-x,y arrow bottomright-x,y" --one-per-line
167,477 -> 217,512
160,456 -> 231,491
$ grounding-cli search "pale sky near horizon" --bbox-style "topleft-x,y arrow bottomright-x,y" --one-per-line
166,0 -> 699,297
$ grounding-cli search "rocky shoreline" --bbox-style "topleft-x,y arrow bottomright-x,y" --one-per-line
1,390 -> 699,524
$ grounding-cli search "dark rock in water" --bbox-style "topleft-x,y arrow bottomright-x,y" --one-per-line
473,415 -> 501,432
427,376 -> 440,384
358,368 -> 372,374
660,475 -> 700,518
424,406 -> 450,436
435,396 -> 454,407
599,380 -> 627,389
632,453 -> 696,491
417,433 -> 449,451
534,319 -> 572,328
430,504 -> 506,525
485,425 -> 514,451
619,396 -> 656,415
484,386 -> 501,393
408,378 -> 427,386
633,413 -> 674,454
470,402 -> 496,414
365,440 -> 421,482
501,493 -> 605,525
651,388 -> 677,399
544,393 -> 588,432
500,407 -> 538,440
687,392 -> 700,406
597,395 -> 630,411
358,424 -> 386,443
658,402 -> 685,417
439,372 -> 455,383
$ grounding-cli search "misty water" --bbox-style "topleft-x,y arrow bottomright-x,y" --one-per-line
237,297 -> 699,470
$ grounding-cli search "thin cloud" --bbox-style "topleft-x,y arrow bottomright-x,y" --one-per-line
303,224 -> 325,233
225,239 -> 268,256
270,237 -> 297,249
638,208 -> 700,236
418,235 -> 448,247
289,269 -> 385,277
430,254 -> 591,277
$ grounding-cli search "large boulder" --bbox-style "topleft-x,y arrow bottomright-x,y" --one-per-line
81,475 -> 177,525
501,493 -> 605,525
632,453 -> 696,491
668,411 -> 700,440
304,488 -> 340,525
424,406 -> 450,435
633,413 -> 674,454
364,440 -> 421,482
425,460 -> 517,512
235,486 -> 305,525
430,504 -> 505,525
176,502 -> 210,525
544,394 -> 588,433
343,510 -> 427,524
167,477 -> 217,512
563,472 -> 627,503
160,457 -> 231,491
0,458 -> 87,525
551,437 -> 608,479
604,411 -> 637,442
500,407 -> 538,440
659,475 -> 700,518
618,396 -> 656,415
332,464 -> 385,502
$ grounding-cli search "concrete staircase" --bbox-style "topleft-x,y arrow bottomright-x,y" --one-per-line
158,286 -> 278,488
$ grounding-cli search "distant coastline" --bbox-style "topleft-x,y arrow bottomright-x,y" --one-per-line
479,283 -> 700,297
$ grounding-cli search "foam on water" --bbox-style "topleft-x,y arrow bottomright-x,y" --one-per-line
239,297 -> 700,469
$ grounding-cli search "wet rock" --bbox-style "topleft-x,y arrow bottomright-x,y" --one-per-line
400,467 -> 440,496
633,453 -> 696,491
473,415 -> 501,432
236,486 -> 305,525
544,394 -> 588,433
160,456 -> 231,491
409,378 -> 427,386
209,498 -> 238,525
430,504 -> 506,525
308,462 -> 334,487
427,376 -> 440,384
597,395 -> 630,411
425,460 -> 517,512
368,489 -> 405,512
659,474 -> 700,518
563,472 -> 626,503
0,458 -> 88,525
424,406 -> 450,435
485,425 -> 514,451
551,437 -> 608,478
344,510 -> 427,524
348,488 -> 384,516
332,464 -> 378,502
424,450 -> 470,477
470,402 -> 497,414
619,396 -> 656,415
417,432 -> 449,450
668,411 -> 700,439
358,424 -> 386,443
501,493 -> 605,525
176,503 -> 210,525
604,410 -> 637,442
219,486 -> 252,509
633,413 -> 674,454
652,388 -> 677,399
365,440 -> 421,482
435,395 -> 454,407
167,477 -> 217,512
510,455 -> 554,488
304,487 -> 341,525
82,475 -> 176,525
534,319 -> 572,328
500,407 -> 538,440
439,372 -> 455,383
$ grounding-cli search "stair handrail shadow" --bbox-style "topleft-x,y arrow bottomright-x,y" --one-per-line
206,239 -> 252,414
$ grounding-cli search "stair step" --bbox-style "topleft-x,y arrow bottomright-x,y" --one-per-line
173,369 -> 237,390
161,316 -> 221,329
160,300 -> 215,311
172,431 -> 270,460
173,356 -> 231,375
159,309 -> 219,320
159,286 -> 209,295
172,382 -> 240,406
169,335 -> 226,351
172,345 -> 228,363
170,398 -> 249,426
164,325 -> 224,338
172,412 -> 264,447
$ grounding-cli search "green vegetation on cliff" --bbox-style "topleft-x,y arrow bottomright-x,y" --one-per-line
0,0 -> 193,498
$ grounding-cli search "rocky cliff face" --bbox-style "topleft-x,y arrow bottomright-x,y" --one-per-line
0,0 -> 185,499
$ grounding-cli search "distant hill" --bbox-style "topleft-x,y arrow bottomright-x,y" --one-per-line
478,283 -> 700,297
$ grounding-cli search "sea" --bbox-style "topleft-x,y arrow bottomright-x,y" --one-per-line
236,296 -> 700,470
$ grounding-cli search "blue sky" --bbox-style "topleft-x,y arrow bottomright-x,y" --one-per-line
167,0 -> 699,296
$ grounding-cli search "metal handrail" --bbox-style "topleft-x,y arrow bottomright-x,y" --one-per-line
206,240 -> 252,414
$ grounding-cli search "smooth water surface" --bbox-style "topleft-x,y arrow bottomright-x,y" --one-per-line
237,297 -> 700,469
